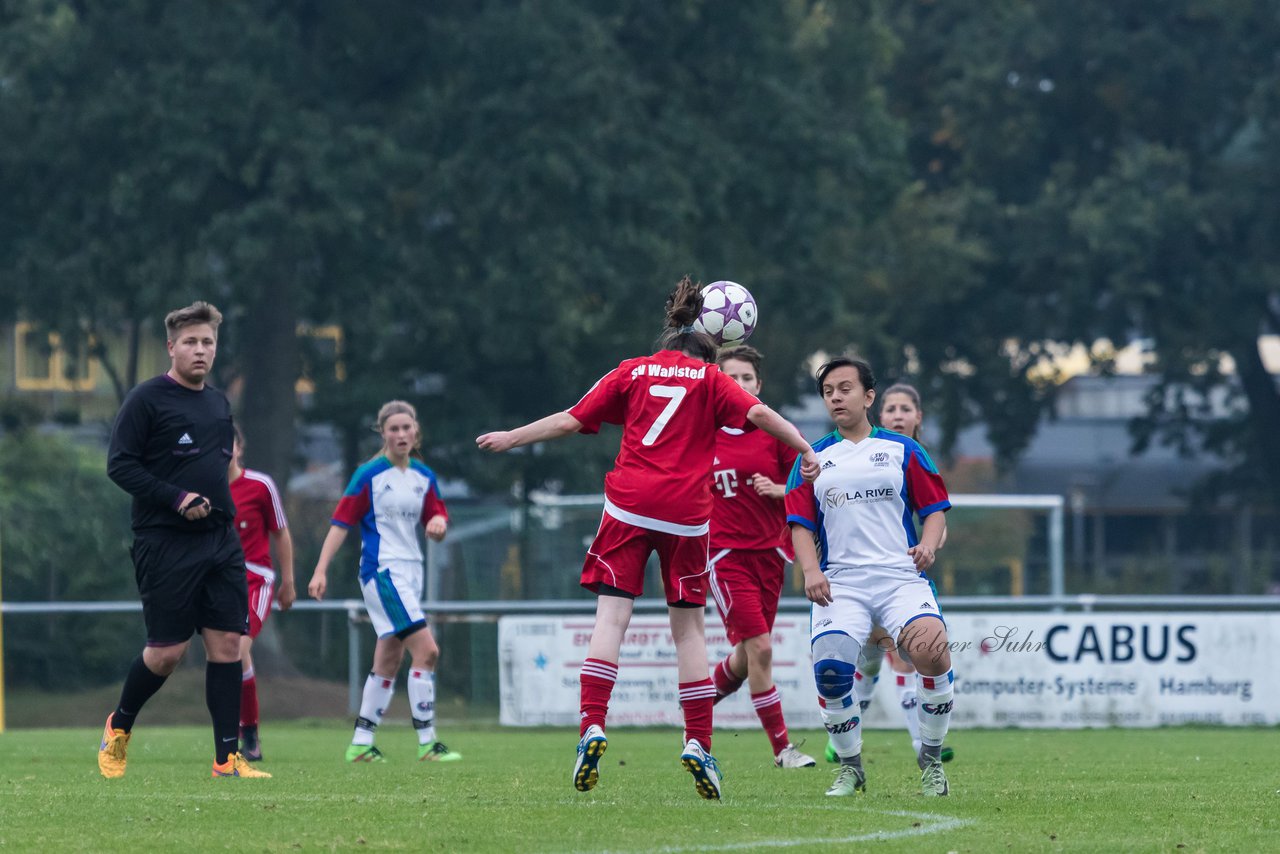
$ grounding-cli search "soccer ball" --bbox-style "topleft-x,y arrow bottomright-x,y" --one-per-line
693,281 -> 757,346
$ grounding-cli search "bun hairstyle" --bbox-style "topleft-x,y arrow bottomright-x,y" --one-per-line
373,399 -> 422,458
656,275 -> 718,363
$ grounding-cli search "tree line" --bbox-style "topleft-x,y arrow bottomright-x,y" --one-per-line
2,0 -> 1278,508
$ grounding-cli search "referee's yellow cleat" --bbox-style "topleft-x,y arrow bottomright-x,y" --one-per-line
98,715 -> 130,779
212,752 -> 272,778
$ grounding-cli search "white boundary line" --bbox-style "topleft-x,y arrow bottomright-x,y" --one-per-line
580,809 -> 976,853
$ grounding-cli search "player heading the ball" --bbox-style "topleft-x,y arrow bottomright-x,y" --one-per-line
478,276 -> 819,801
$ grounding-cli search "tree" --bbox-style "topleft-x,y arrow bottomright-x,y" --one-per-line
0,2 -> 445,486
0,424 -> 135,685
875,0 -> 1280,504
320,0 -> 911,490
1,1 -> 914,496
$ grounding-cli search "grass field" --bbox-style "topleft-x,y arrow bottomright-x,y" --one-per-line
0,722 -> 1276,852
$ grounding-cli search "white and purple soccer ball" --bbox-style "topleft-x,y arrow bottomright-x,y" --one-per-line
693,281 -> 757,346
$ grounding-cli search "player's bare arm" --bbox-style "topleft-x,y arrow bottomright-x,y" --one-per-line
907,511 -> 947,572
744,404 -> 819,482
272,527 -> 297,610
748,473 -> 785,499
308,525 -> 350,600
425,514 -> 448,542
792,524 -> 831,606
476,411 -> 583,452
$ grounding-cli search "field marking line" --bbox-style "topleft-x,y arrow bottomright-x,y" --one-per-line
577,809 -> 975,853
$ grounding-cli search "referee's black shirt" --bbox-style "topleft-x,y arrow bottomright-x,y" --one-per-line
107,374 -> 237,535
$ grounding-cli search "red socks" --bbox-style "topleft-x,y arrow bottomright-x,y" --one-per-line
239,668 -> 259,729
579,658 -> 618,735
711,657 -> 745,705
752,687 -> 789,755
678,679 -> 716,750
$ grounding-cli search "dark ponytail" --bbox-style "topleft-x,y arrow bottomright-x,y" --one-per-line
655,275 -> 717,363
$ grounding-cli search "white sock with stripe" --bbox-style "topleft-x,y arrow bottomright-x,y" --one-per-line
353,672 -> 395,747
915,670 -> 954,754
408,668 -> 437,745
896,672 -> 923,753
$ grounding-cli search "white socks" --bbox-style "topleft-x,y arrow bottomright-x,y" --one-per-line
819,686 -> 862,760
353,672 -> 396,746
408,668 -> 437,745
896,672 -> 923,752
915,670 -> 954,749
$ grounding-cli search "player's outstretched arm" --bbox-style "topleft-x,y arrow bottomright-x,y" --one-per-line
308,525 -> 349,601
476,412 -> 582,453
745,404 -> 819,481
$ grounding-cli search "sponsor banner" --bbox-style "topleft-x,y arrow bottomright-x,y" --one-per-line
498,613 -> 1280,728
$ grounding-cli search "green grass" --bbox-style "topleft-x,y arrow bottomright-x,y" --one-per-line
0,723 -> 1276,852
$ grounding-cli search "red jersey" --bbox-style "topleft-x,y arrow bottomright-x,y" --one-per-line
568,350 -> 760,531
710,426 -> 796,552
230,468 -> 287,568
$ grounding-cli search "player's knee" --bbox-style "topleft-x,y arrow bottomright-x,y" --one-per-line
814,657 -> 855,700
144,645 -> 186,675
744,634 -> 773,668
900,618 -> 949,672
857,641 -> 885,672
812,631 -> 860,700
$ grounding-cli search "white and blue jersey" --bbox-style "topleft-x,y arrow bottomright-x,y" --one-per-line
784,429 -> 950,574
331,456 -> 449,584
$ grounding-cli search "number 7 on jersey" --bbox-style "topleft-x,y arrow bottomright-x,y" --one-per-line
642,385 -> 687,446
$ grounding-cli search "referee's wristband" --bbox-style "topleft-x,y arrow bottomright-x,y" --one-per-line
181,496 -> 210,513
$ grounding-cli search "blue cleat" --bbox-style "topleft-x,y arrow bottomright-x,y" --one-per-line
573,725 -> 608,791
680,739 -> 723,800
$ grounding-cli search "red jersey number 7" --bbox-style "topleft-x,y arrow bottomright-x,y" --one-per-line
641,385 -> 687,446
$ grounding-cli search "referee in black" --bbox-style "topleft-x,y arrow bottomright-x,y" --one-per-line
98,301 -> 269,779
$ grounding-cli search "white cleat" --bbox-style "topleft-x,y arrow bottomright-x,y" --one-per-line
825,763 -> 866,796
572,724 -> 608,792
680,739 -> 723,800
774,744 -> 817,768
920,754 -> 949,796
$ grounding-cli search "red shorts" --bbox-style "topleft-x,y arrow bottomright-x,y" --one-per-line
708,547 -> 786,645
582,513 -> 710,605
245,566 -> 276,639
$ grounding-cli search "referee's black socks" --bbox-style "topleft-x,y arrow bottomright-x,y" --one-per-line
206,660 -> 243,764
112,655 -> 169,733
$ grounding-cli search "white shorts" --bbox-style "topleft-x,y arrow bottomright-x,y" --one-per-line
809,565 -> 943,650
361,559 -> 426,639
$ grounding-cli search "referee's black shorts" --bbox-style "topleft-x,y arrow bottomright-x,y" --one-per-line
131,525 -> 248,645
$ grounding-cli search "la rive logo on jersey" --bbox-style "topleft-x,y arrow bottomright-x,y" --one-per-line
822,485 -> 896,509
